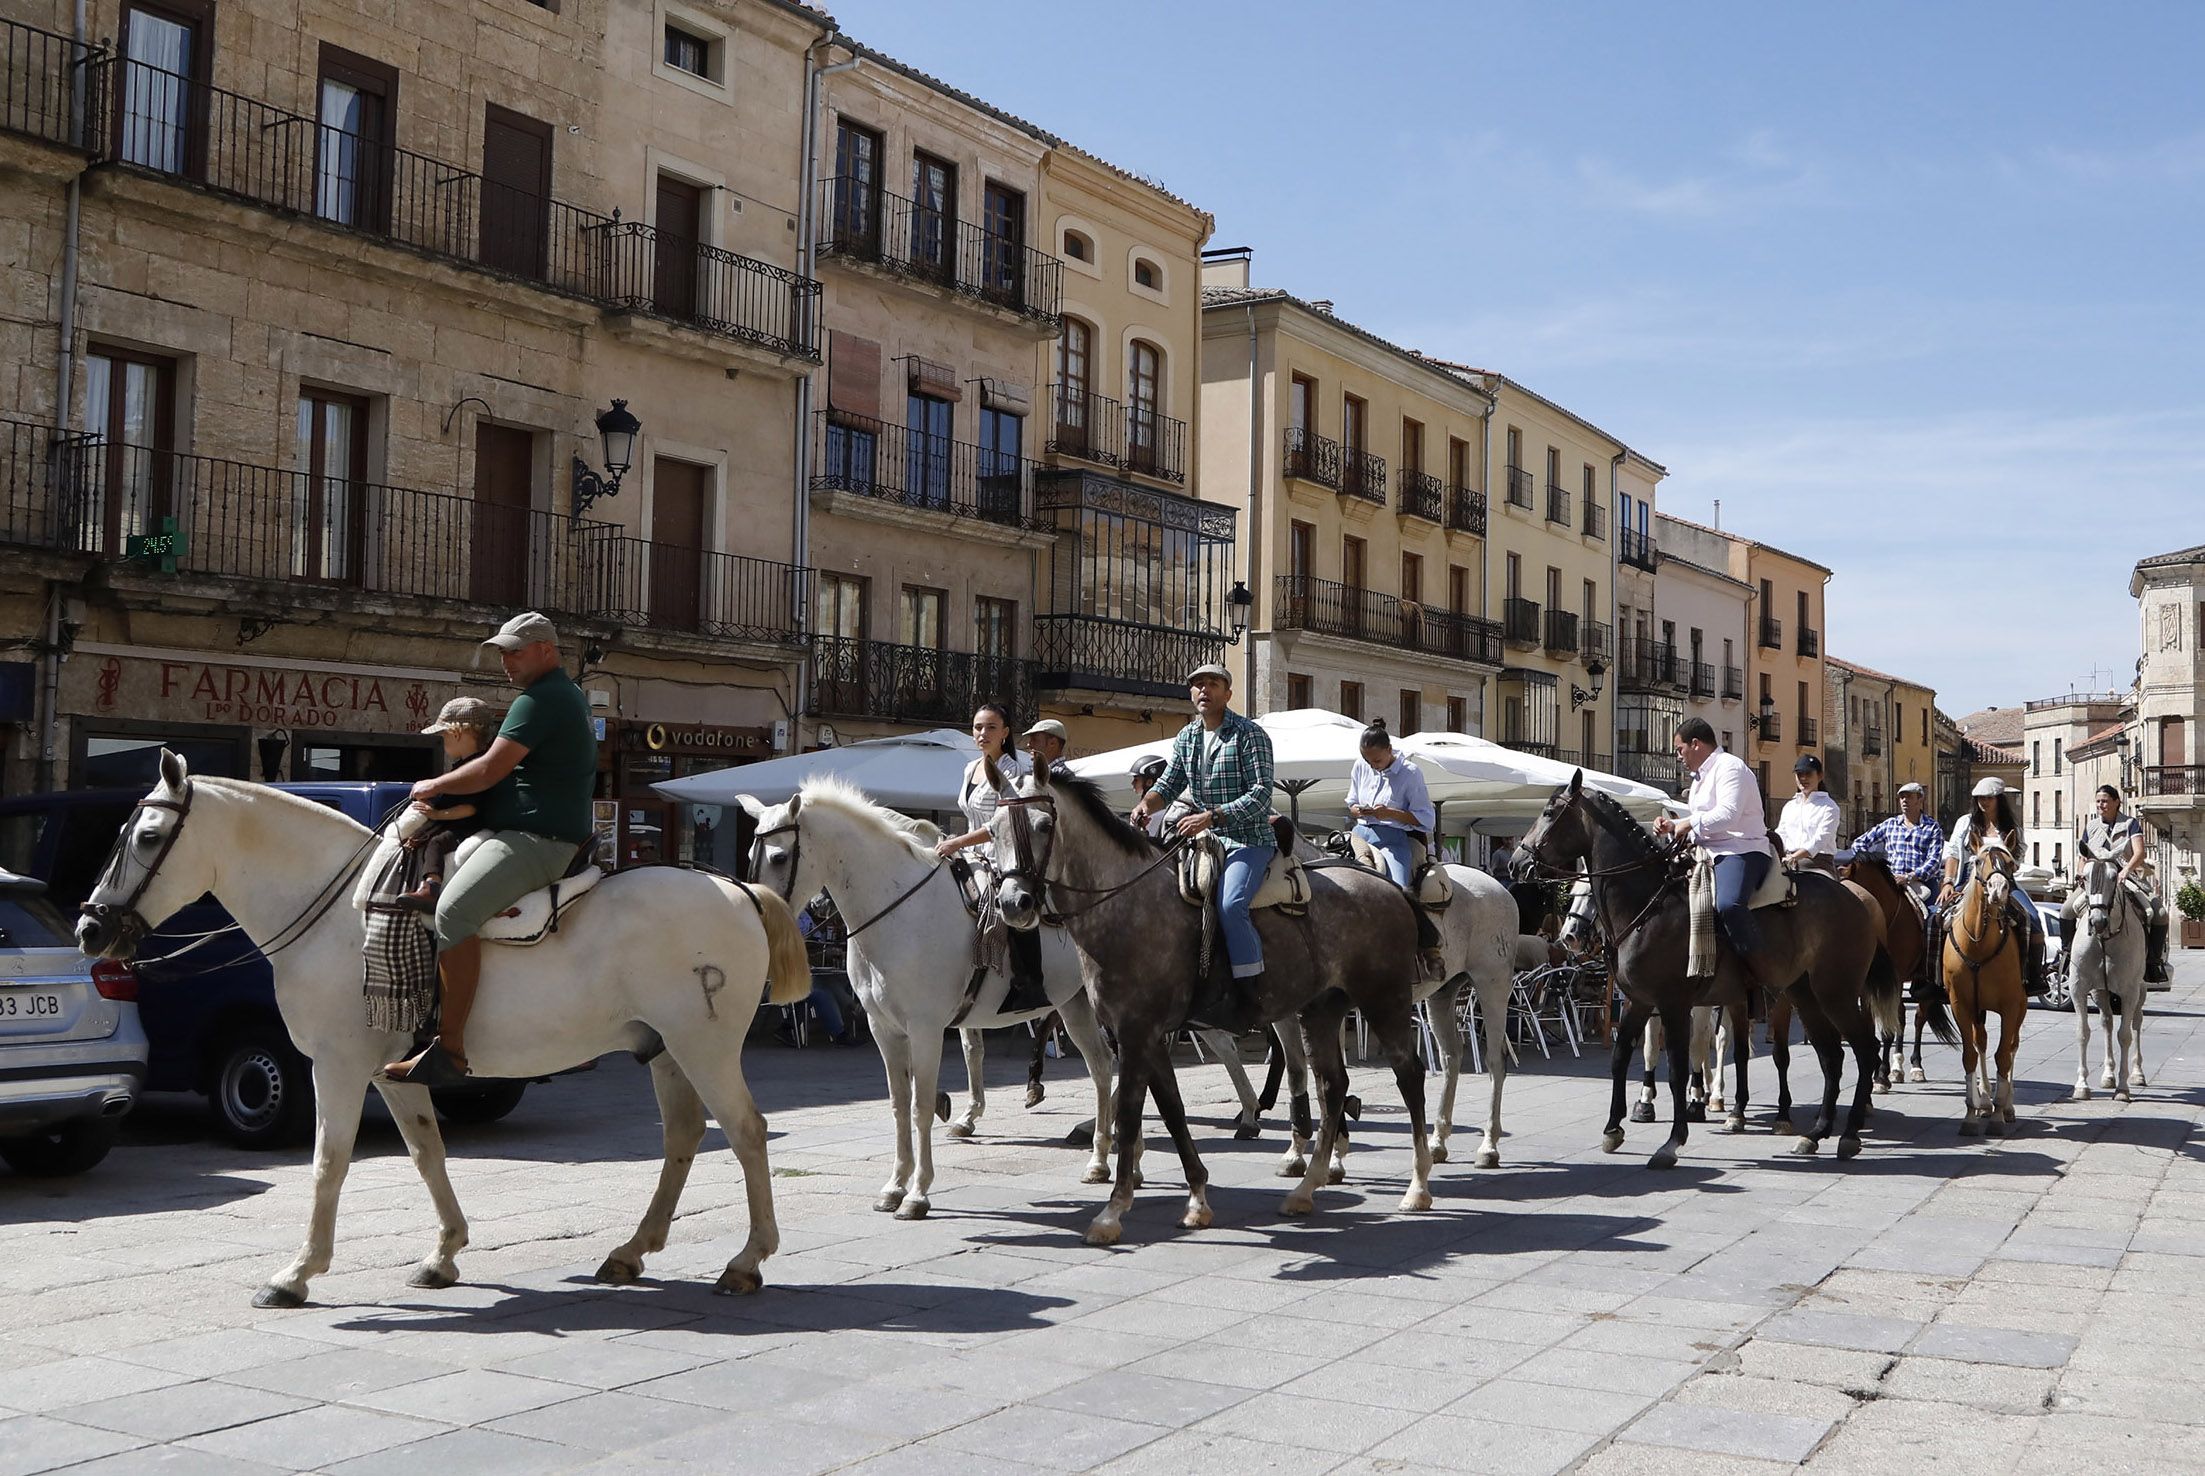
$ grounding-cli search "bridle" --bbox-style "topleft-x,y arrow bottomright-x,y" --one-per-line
1517,794 -> 1686,951
1949,848 -> 2017,973
994,790 -> 1185,926
79,789 -> 192,958
748,815 -> 942,942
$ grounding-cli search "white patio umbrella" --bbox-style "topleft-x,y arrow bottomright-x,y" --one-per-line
652,727 -> 979,814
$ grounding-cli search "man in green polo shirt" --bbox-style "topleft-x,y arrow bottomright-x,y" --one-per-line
385,611 -> 597,1085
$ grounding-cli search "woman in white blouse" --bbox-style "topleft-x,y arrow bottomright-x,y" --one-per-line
1776,753 -> 1841,874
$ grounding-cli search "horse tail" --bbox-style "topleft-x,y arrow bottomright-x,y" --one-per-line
1915,978 -> 1961,1048
744,885 -> 815,1006
1865,945 -> 1903,1037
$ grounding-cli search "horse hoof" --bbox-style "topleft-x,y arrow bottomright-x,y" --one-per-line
1792,1137 -> 1819,1156
1959,1118 -> 1981,1137
1629,1101 -> 1655,1124
1086,1219 -> 1122,1247
946,1120 -> 976,1139
594,1256 -> 642,1285
1601,1129 -> 1626,1153
1326,1163 -> 1347,1186
1280,1194 -> 1315,1217
1400,1188 -> 1433,1212
1344,1095 -> 1363,1121
894,1196 -> 930,1221
252,1284 -> 305,1310
1872,1077 -> 1888,1095
1081,1163 -> 1111,1185
2101,1072 -> 2116,1090
1476,1148 -> 1501,1169
1725,1115 -> 1747,1135
713,1266 -> 764,1296
1685,1101 -> 1707,1124
1180,1205 -> 1214,1231
406,1263 -> 458,1291
1065,1122 -> 1095,1148
1024,1085 -> 1045,1109
2135,1074 -> 2149,1089
1649,1144 -> 1679,1170
934,1092 -> 952,1122
1985,1118 -> 2007,1138
1430,1140 -> 1450,1164
2073,1086 -> 2092,1102
1277,1157 -> 1306,1179
1908,1067 -> 1926,1083
1837,1136 -> 1863,1161
873,1189 -> 905,1213
1234,1120 -> 1261,1142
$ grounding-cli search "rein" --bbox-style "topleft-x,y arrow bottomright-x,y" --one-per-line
995,792 -> 1188,925
749,818 -> 944,942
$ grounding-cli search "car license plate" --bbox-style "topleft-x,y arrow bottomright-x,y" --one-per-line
0,990 -> 65,1020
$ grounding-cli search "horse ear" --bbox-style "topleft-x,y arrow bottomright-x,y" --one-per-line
158,748 -> 188,792
1569,768 -> 1583,795
732,794 -> 765,821
981,754 -> 1004,794
785,792 -> 803,819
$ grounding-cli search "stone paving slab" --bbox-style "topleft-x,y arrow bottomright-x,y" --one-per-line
2,959 -> 2202,1471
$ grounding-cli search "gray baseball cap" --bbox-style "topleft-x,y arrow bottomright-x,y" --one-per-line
1897,781 -> 1926,796
482,611 -> 558,653
1023,719 -> 1068,741
1185,662 -> 1232,685
421,696 -> 499,735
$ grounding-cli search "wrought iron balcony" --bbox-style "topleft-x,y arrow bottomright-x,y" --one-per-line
1398,469 -> 1444,522
1272,575 -> 1502,667
1,17 -> 99,150
1545,483 -> 1572,527
817,179 -> 1061,324
1798,716 -> 1820,746
1032,614 -> 1222,699
809,635 -> 1032,726
1756,711 -> 1783,743
1618,747 -> 1685,792
1504,466 -> 1534,509
1582,498 -> 1607,540
1124,406 -> 1187,485
1583,620 -> 1612,664
2143,765 -> 2205,798
812,410 -> 1041,530
1620,525 -> 1658,571
97,59 -> 820,356
1554,748 -> 1581,770
1721,664 -> 1745,700
586,539 -> 808,644
1759,616 -> 1783,650
1799,626 -> 1821,658
1283,428 -> 1341,489
1341,448 -> 1387,506
1689,661 -> 1716,699
1862,727 -> 1884,757
1047,384 -> 1124,467
1618,637 -> 1679,692
1543,608 -> 1579,656
1502,596 -> 1541,647
1447,485 -> 1487,536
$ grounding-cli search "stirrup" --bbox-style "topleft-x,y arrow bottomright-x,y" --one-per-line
383,1039 -> 471,1088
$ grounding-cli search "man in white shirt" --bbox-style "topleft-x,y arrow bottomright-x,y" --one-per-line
1776,754 -> 1841,874
1655,717 -> 1775,963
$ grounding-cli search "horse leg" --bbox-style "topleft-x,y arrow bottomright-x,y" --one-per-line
1257,1026 -> 1287,1111
1387,1014 -> 1435,1211
2099,986 -> 2119,1091
1695,1007 -> 1722,1116
1275,1028 -> 1313,1178
1474,972 -> 1510,1168
1995,999 -> 2024,1129
2129,993 -> 2148,1089
1604,1000 -> 1652,1153
1909,999 -> 1929,1082
1633,1018 -> 1660,1123
595,1053 -> 706,1283
1054,990 -> 1117,1183
255,1058 -> 372,1308
1651,1003 -> 1692,1170
2114,994 -> 2137,1103
1767,994 -> 1794,1133
873,1028 -> 917,1212
1025,1015 -> 1050,1108
2072,977 -> 2094,1101
1195,1027 -> 1263,1140
1139,1037 -> 1213,1230
1725,1000 -> 1751,1133
1835,996 -> 1880,1160
1284,1004 -> 1351,1216
1789,990 -> 1846,1154
661,1042 -> 778,1294
900,1028 -> 949,1219
1954,981 -> 1984,1135
1087,1035 -> 1152,1246
948,1028 -> 987,1137
368,1077 -> 470,1292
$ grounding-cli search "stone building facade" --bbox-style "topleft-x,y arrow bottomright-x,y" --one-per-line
1643,514 -> 1753,795
2130,543 -> 2205,894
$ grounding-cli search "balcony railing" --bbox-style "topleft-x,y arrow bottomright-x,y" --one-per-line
1503,466 -> 1533,509
1862,728 -> 1884,757
1582,498 -> 1606,540
1398,469 -> 1444,523
810,636 -> 1032,726
2143,765 -> 2205,798
1,416 -> 98,552
1555,748 -> 1581,770
812,410 -> 1040,530
1047,384 -> 1124,467
1721,664 -> 1744,700
1798,716 -> 1820,746
817,179 -> 1061,323
1502,596 -> 1541,647
1341,448 -> 1387,506
1545,483 -> 1572,527
1583,620 -> 1612,664
1272,575 -> 1502,667
1619,637 -> 1679,692
1,16 -> 100,150
1758,616 -> 1783,650
1283,428 -> 1341,489
1620,525 -> 1658,570
587,540 -> 808,644
99,60 -> 820,356
1032,614 -> 1222,698
1799,626 -> 1821,658
1124,406 -> 1187,485
1543,608 -> 1579,656
1756,711 -> 1782,743
1618,748 -> 1684,791
1689,660 -> 1715,699
1446,485 -> 1487,536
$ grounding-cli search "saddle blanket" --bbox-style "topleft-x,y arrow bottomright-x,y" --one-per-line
1344,831 -> 1456,907
358,842 -> 437,1033
1687,850 -> 1797,978
353,824 -> 605,947
1177,823 -> 1310,913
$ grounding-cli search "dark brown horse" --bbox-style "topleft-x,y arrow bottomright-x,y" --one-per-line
1515,774 -> 1899,1164
1839,850 -> 1956,1082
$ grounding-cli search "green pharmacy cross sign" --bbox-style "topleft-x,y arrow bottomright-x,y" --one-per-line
125,517 -> 188,573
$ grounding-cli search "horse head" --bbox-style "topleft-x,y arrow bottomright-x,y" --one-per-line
76,749 -> 209,961
987,764 -> 1059,932
1558,876 -> 1598,953
1515,771 -> 1596,883
1972,836 -> 2017,913
737,792 -> 798,900
2080,853 -> 2121,939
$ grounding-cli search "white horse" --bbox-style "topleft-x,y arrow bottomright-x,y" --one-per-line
1272,857 -> 1517,1179
2068,855 -> 2149,1102
739,779 -> 1258,1219
75,753 -> 811,1305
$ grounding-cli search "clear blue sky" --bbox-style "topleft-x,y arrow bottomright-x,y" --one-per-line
824,1 -> 2203,716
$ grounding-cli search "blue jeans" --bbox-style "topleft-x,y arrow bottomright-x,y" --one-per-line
1219,844 -> 1275,979
803,983 -> 844,1040
1353,822 -> 1416,888
1713,851 -> 1774,956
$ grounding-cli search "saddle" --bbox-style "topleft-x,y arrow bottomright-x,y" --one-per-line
353,816 -> 604,948
1343,829 -> 1455,908
1177,815 -> 1310,914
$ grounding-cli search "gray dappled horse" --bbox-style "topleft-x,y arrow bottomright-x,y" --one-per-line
2068,853 -> 2149,1102
987,765 -> 1435,1245
1514,773 -> 1896,1165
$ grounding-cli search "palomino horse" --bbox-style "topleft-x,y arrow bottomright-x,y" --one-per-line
990,768 -> 1436,1244
1942,837 -> 2028,1134
738,780 -> 1258,1218
2068,854 -> 2149,1102
75,754 -> 811,1304
1515,774 -> 1895,1164
1839,851 -> 1954,1083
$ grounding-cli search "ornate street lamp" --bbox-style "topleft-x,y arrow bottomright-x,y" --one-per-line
571,399 -> 642,516
1570,659 -> 1607,710
1223,581 -> 1254,644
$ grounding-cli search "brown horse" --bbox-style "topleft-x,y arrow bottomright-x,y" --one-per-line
1944,838 -> 2028,1135
1759,868 -> 1927,1126
1837,851 -> 1955,1083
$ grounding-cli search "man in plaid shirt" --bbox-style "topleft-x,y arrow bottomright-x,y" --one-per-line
1133,662 -> 1275,1030
1856,781 -> 1946,897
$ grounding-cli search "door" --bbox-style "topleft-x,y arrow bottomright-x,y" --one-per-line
1126,340 -> 1161,475
470,424 -> 534,606
832,119 -> 881,252
653,175 -> 704,320
650,458 -> 708,631
479,104 -> 551,280
316,47 -> 397,230
84,348 -> 178,557
295,390 -> 367,582
982,181 -> 1024,305
1054,319 -> 1092,456
1342,535 -> 1367,637
906,392 -> 953,507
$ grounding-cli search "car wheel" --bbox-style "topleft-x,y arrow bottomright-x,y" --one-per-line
431,1080 -> 527,1126
1,1118 -> 120,1177
210,1023 -> 315,1149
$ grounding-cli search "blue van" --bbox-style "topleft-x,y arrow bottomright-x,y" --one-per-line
0,782 -> 527,1147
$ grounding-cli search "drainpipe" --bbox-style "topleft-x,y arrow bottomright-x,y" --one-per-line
40,0 -> 91,791
1478,392 -> 1496,735
1243,305 -> 1260,703
792,38 -> 859,745
1610,450 -> 1626,766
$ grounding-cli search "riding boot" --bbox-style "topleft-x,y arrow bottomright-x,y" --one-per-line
1188,966 -> 1262,1035
2024,922 -> 2048,998
385,937 -> 480,1084
1000,927 -> 1049,1014
2146,920 -> 2171,984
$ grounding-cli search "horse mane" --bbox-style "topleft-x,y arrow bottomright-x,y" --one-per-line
794,776 -> 941,861
1846,849 -> 1897,887
195,777 -> 370,834
1047,772 -> 1156,861
1576,784 -> 1661,858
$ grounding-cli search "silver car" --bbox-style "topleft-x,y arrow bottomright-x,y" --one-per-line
1,868 -> 146,1176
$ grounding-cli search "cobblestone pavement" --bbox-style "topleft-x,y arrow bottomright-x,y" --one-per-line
5,955 -> 2203,1474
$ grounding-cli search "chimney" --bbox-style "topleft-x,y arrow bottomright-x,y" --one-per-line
1200,245 -> 1251,290
1309,300 -> 1334,314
